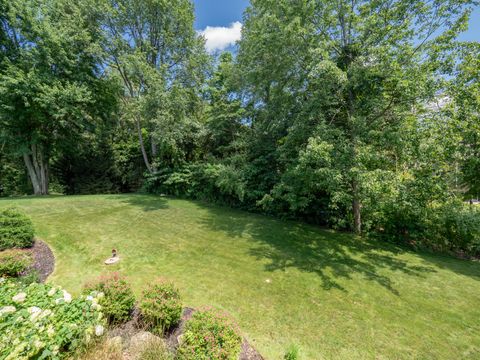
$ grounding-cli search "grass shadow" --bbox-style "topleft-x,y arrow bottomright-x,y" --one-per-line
111,194 -> 169,212
194,203 -> 438,294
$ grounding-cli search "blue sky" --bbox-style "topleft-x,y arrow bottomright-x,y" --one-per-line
193,0 -> 479,52
194,0 -> 249,29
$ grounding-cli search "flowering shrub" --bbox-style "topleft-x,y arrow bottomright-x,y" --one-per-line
177,307 -> 242,360
0,249 -> 33,277
0,208 -> 35,250
83,272 -> 136,324
0,278 -> 105,359
139,278 -> 182,335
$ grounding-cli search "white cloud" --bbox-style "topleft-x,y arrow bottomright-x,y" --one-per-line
199,22 -> 242,53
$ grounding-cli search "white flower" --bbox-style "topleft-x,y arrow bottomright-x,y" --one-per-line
0,277 -> 5,283
95,325 -> 104,336
0,306 -> 16,315
12,292 -> 26,303
29,307 -> 42,322
33,340 -> 44,349
40,309 -> 53,319
28,306 -> 41,314
63,290 -> 72,303
54,298 -> 63,305
47,325 -> 55,337
92,303 -> 102,311
97,292 -> 105,299
86,295 -> 93,301
47,288 -> 56,296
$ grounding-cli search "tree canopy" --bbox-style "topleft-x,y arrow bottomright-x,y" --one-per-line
1,0 -> 479,255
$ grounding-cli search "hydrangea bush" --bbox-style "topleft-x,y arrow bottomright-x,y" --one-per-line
0,278 -> 105,359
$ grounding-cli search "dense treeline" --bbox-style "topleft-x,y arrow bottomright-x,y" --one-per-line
1,0 -> 479,254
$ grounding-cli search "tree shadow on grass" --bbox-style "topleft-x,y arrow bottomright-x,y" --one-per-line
111,194 -> 169,212
195,203 -> 438,294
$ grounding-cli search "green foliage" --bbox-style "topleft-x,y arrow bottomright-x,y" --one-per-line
284,343 -> 300,360
0,208 -> 35,250
139,279 -> 182,335
0,279 -> 105,359
0,0 -> 119,195
432,202 -> 480,255
16,270 -> 41,286
177,307 -> 242,360
0,249 -> 32,277
145,163 -> 245,205
83,273 -> 136,325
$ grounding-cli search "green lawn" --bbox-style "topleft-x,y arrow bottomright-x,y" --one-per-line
1,194 -> 479,359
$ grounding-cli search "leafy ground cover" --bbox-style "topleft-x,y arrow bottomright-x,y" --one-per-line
1,194 -> 479,359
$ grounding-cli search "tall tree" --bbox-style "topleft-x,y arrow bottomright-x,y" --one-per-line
0,0 -> 110,195
238,0 -> 476,233
102,0 -> 209,173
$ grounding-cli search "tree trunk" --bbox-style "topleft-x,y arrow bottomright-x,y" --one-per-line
352,180 -> 361,234
23,144 -> 49,195
135,116 -> 153,173
151,140 -> 158,172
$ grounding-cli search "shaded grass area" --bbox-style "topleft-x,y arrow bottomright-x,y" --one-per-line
1,194 -> 479,359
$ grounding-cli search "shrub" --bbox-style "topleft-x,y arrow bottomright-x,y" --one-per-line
432,201 -> 480,256
83,273 -> 135,325
177,307 -> 242,360
284,343 -> 300,360
0,249 -> 33,277
139,279 -> 182,335
0,279 -> 105,359
16,269 -> 41,285
0,208 -> 35,250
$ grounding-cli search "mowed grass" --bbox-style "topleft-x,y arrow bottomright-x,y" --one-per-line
1,194 -> 479,359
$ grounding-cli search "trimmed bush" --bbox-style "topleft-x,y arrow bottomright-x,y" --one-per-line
139,278 -> 182,335
0,279 -> 105,359
0,249 -> 33,277
83,272 -> 136,324
177,307 -> 242,360
0,208 -> 35,250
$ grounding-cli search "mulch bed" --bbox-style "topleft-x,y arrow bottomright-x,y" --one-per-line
24,239 -> 55,282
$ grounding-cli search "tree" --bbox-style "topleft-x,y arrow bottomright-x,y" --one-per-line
0,0 -> 111,195
204,52 -> 245,159
237,0 -> 476,232
102,0 -> 209,173
447,43 -> 480,197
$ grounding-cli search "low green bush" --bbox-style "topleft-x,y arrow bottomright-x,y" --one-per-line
284,343 -> 300,360
0,279 -> 105,359
0,208 -> 35,250
436,202 -> 480,256
83,272 -> 136,325
139,278 -> 182,335
376,198 -> 480,256
0,249 -> 33,277
177,307 -> 242,360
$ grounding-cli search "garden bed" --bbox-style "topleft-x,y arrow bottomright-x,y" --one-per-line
26,239 -> 55,282
106,307 -> 264,360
